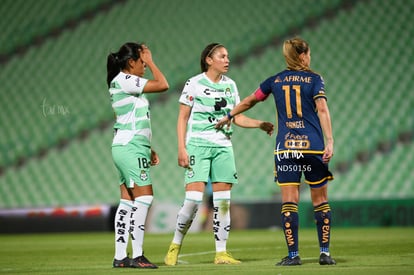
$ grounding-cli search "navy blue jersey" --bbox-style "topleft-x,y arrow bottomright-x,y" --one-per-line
258,69 -> 327,155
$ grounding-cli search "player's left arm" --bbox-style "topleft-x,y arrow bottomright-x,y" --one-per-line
231,94 -> 273,135
233,113 -> 274,136
215,92 -> 273,135
315,97 -> 334,163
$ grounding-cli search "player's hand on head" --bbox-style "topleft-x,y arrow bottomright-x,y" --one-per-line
139,44 -> 153,64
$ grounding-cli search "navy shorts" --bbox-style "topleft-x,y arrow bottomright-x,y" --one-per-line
274,154 -> 333,188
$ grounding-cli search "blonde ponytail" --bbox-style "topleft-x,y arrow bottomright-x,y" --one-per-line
283,38 -> 311,72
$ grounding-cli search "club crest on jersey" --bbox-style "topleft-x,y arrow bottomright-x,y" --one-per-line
225,88 -> 232,97
187,168 -> 195,178
140,170 -> 148,181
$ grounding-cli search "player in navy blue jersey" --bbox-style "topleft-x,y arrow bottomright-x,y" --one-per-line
216,37 -> 336,266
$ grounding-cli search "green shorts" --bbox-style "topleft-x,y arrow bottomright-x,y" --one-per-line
111,137 -> 152,188
184,144 -> 238,185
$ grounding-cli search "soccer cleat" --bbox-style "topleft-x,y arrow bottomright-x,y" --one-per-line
164,243 -> 181,266
214,251 -> 241,264
130,255 -> 158,269
112,256 -> 131,268
319,253 -> 336,265
276,255 -> 302,266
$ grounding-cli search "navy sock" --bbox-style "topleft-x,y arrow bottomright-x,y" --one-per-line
314,202 -> 331,254
281,202 -> 299,258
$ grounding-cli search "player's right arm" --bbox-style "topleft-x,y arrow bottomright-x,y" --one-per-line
177,103 -> 191,168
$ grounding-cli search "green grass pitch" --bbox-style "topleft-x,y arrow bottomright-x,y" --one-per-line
1,227 -> 413,274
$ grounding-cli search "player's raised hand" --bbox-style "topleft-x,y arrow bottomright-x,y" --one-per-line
139,44 -> 153,65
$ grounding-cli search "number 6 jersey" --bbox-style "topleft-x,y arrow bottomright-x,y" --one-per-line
179,73 -> 240,147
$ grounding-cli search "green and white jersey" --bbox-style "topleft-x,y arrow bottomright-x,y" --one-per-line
109,72 -> 150,146
179,73 -> 240,147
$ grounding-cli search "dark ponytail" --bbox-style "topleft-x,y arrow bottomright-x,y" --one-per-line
106,42 -> 143,87
106,53 -> 120,87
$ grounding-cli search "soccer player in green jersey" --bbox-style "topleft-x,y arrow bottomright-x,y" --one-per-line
164,43 -> 274,266
107,42 -> 168,268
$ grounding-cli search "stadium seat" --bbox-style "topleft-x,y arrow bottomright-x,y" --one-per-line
0,0 -> 413,208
